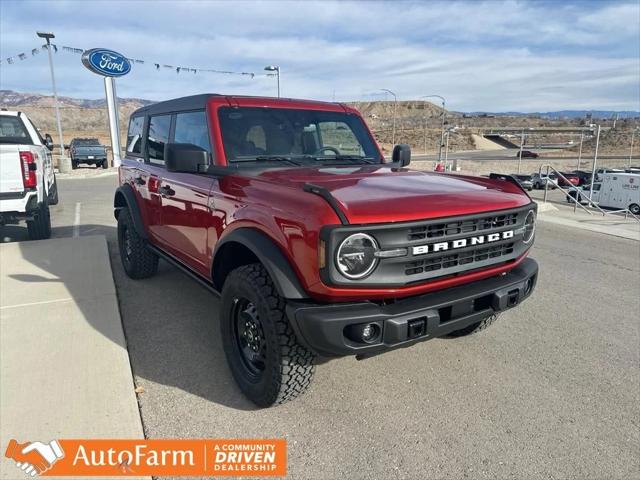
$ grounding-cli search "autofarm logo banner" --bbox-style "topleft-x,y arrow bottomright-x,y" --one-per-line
4,439 -> 286,477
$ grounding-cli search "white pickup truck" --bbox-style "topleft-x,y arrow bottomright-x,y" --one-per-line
0,110 -> 58,239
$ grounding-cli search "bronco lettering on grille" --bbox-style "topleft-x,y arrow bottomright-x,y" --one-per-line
412,230 -> 514,255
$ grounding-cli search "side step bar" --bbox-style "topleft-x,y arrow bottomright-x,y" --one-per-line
146,244 -> 221,298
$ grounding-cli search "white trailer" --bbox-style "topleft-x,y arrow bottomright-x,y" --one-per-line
594,173 -> 640,214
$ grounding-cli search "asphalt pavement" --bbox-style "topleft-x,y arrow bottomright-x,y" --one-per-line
2,172 -> 638,479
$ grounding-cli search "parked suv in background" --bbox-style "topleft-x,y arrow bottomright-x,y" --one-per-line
114,94 -> 538,407
0,110 -> 58,239
510,174 -> 533,191
69,137 -> 108,169
531,172 -> 557,189
557,172 -> 580,187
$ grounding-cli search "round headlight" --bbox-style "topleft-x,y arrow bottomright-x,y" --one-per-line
523,210 -> 536,243
336,233 -> 379,279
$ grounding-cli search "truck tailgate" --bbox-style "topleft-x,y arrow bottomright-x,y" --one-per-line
0,145 -> 25,194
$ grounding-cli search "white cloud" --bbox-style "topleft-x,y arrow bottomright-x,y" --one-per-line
0,0 -> 638,111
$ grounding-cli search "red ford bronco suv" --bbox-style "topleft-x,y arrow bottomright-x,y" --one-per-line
114,94 -> 538,407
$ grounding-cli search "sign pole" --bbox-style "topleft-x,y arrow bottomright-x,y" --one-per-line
104,77 -> 122,167
81,48 -> 131,168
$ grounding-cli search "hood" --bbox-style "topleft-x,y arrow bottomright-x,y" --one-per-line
249,165 -> 532,224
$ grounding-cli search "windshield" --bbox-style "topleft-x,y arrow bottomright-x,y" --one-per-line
218,107 -> 381,165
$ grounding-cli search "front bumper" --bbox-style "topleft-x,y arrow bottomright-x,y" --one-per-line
287,258 -> 538,357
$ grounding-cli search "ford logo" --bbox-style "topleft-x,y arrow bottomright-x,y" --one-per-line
81,48 -> 131,77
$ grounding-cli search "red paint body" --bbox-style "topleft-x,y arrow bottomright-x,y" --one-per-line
120,96 -> 532,302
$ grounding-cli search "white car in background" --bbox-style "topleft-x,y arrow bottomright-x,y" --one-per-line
0,110 -> 58,239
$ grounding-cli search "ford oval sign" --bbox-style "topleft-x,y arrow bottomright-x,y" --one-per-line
81,48 -> 131,77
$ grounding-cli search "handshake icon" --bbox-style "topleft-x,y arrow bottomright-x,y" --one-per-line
5,439 -> 65,477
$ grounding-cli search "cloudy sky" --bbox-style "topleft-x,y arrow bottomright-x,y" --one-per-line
1,0 -> 638,112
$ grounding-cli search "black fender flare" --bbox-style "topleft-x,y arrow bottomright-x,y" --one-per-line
113,184 -> 147,240
214,228 -> 308,299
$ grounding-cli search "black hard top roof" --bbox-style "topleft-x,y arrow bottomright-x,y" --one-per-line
131,94 -> 220,117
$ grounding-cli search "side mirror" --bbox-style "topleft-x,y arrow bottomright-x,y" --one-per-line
44,134 -> 54,151
392,144 -> 411,167
165,143 -> 208,173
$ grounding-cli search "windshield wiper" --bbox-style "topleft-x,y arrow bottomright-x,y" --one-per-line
304,155 -> 377,164
236,155 -> 303,166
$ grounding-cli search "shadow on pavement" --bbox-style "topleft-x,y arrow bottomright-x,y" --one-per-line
10,225 -> 254,411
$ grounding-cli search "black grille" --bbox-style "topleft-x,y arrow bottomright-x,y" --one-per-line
407,213 -> 518,241
405,243 -> 515,276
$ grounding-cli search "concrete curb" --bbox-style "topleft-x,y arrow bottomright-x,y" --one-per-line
535,201 -> 559,213
537,212 -> 640,241
1,236 -> 146,479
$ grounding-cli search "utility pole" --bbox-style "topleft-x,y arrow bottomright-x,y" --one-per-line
37,31 -> 70,173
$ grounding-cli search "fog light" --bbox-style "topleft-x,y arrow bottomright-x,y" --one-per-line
361,324 -> 376,341
345,322 -> 381,344
524,276 -> 534,296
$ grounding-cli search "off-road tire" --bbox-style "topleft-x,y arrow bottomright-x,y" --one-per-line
48,176 -> 59,205
117,207 -> 158,279
101,159 -> 109,169
448,313 -> 499,337
27,202 -> 52,240
220,263 -> 315,407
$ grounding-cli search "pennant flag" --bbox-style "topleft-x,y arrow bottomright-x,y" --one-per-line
3,43 -> 261,79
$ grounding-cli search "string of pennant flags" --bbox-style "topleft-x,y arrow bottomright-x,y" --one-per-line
1,44 -> 273,78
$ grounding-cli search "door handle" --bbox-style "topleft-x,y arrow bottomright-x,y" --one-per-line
133,175 -> 145,185
159,185 -> 175,197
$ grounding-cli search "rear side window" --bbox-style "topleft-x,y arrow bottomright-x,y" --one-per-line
174,111 -> 211,153
147,115 -> 171,164
0,116 -> 31,144
126,116 -> 144,155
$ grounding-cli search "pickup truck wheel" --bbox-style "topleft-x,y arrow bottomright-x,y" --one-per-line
220,264 -> 315,407
101,159 -> 109,169
27,202 -> 52,240
629,203 -> 640,215
71,160 -> 78,170
448,313 -> 499,337
117,208 -> 158,279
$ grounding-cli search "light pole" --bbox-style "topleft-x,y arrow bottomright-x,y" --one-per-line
380,89 -> 397,146
517,128 -> 525,174
37,31 -> 69,172
630,127 -> 638,168
264,65 -> 280,97
444,129 -> 451,169
588,124 -> 601,205
420,95 -> 446,160
576,131 -> 584,172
